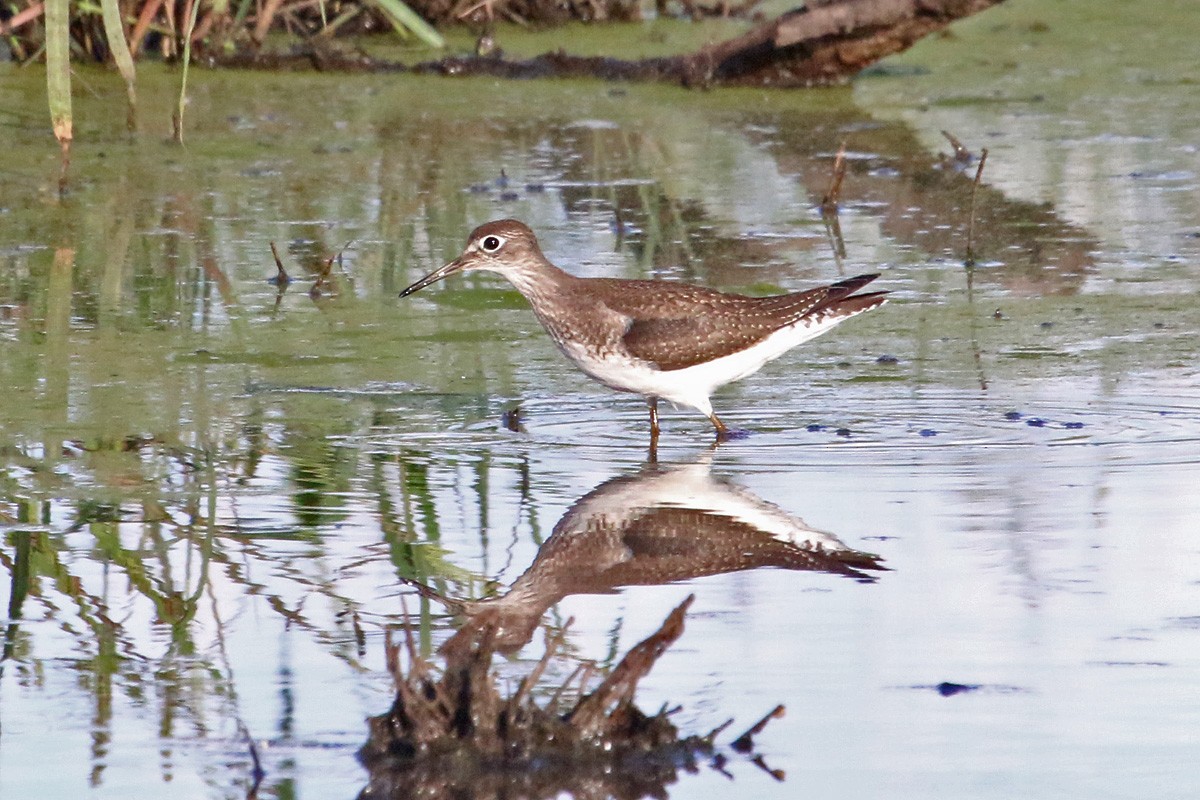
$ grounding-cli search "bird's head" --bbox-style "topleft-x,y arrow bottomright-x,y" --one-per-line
399,219 -> 544,297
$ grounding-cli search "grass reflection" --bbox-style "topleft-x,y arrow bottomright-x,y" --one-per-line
1,421 -> 486,794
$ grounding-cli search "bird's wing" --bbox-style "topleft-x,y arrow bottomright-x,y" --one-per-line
613,275 -> 886,371
621,315 -> 777,370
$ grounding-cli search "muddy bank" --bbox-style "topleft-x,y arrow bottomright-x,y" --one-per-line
5,0 -> 1007,88
210,0 -> 1007,88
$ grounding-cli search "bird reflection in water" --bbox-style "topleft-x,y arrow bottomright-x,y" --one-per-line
426,452 -> 886,654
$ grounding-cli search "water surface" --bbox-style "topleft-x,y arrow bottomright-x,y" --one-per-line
2,1 -> 1199,797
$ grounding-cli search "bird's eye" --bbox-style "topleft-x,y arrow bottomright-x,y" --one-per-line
481,235 -> 504,252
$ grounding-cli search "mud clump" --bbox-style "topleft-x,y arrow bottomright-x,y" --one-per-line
358,596 -> 778,799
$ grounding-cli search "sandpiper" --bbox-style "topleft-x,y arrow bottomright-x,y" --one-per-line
400,219 -> 888,439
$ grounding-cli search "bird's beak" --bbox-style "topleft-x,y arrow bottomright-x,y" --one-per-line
399,257 -> 466,298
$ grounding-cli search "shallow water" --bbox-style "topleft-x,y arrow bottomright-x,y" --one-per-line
2,0 -> 1200,797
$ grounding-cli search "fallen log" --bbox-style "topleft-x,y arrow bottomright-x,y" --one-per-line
679,0 -> 1009,87
213,0 -> 1008,88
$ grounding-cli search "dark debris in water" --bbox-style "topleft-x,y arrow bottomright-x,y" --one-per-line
803,423 -> 855,437
358,596 -> 784,800
500,405 -> 525,433
1002,410 -> 1086,430
903,682 -> 1030,697
1086,661 -> 1170,668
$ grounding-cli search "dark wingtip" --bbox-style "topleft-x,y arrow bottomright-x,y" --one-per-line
831,290 -> 889,317
833,273 -> 882,293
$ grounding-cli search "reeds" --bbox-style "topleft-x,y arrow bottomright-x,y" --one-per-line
3,0 -> 450,63
99,0 -> 138,132
43,0 -> 72,192
4,0 -> 448,169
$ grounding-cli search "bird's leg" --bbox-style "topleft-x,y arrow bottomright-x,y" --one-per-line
647,398 -> 660,463
709,412 -> 730,440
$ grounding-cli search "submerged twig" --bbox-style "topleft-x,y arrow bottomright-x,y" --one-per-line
311,240 -> 354,298
941,129 -> 973,163
547,660 -> 588,712
705,717 -> 735,743
237,721 -> 266,799
822,206 -> 848,270
965,147 -> 989,266
751,753 -> 786,781
964,257 -> 989,392
506,620 -> 570,714
731,703 -> 785,753
963,147 -> 990,391
566,595 -> 693,736
268,241 -> 291,285
820,140 -> 848,210
819,141 -> 849,268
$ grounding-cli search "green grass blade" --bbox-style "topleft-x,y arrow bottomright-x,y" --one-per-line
175,0 -> 203,144
44,0 -> 72,145
99,0 -> 138,132
44,0 -> 72,189
368,0 -> 445,49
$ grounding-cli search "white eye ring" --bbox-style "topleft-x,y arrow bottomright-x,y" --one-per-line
480,235 -> 505,253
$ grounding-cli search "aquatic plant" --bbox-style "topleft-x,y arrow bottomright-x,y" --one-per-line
2,0 -> 446,163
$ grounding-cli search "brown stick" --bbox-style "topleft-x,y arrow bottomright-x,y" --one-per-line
0,2 -> 44,34
128,0 -> 166,56
731,703 -> 785,752
190,9 -> 217,42
268,241 -> 291,284
964,146 -> 990,391
965,147 -> 989,265
941,129 -> 972,163
252,0 -> 288,46
566,595 -> 694,736
820,140 -> 848,210
506,623 -> 570,715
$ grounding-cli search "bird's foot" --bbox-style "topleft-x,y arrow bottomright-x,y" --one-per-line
714,427 -> 752,442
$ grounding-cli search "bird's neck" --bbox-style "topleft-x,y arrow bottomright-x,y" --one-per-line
499,257 -> 614,352
500,256 -> 579,309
